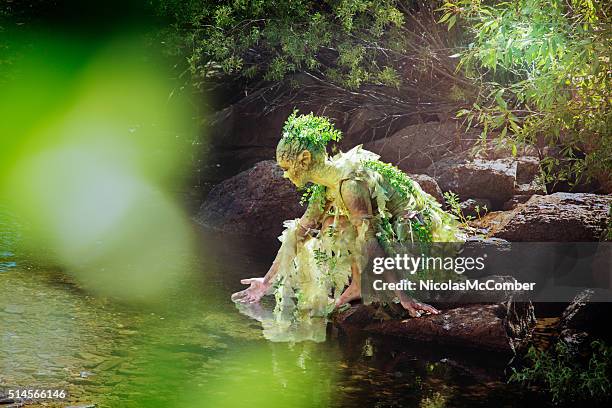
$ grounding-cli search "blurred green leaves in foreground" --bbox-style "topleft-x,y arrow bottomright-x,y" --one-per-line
0,13 -> 337,407
0,25 -> 201,300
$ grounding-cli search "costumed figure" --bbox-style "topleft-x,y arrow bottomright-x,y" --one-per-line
232,112 -> 464,319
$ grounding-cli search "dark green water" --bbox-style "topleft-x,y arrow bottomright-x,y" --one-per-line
0,212 -> 544,408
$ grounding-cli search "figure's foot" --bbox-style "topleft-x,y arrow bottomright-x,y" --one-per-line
231,278 -> 269,304
335,282 -> 361,307
400,298 -> 440,318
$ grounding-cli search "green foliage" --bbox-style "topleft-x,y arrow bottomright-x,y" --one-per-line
299,183 -> 327,212
443,191 -> 486,227
510,340 -> 612,404
419,392 -> 447,408
363,160 -> 433,244
377,216 -> 399,253
282,110 -> 343,154
410,217 -> 433,244
313,248 -> 337,270
363,160 -> 417,199
153,0 -> 407,90
439,0 -> 611,187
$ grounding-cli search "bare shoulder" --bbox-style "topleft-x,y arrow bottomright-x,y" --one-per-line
340,178 -> 372,216
340,178 -> 369,197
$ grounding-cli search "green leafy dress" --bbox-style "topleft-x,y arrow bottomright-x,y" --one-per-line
272,146 -> 464,318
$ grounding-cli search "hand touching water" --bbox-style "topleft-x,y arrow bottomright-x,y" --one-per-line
231,277 -> 269,303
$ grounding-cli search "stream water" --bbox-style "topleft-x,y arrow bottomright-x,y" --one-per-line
0,210 -> 548,408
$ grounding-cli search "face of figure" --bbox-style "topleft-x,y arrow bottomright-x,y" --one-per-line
277,150 -> 312,188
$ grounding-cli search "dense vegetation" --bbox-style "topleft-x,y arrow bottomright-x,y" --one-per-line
3,1 -> 609,187
510,340 -> 612,404
440,0 -> 611,189
152,0 -> 466,126
152,0 -> 610,189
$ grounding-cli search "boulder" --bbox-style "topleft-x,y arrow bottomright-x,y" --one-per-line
363,121 -> 475,173
490,193 -> 610,241
334,299 -> 536,354
468,142 -> 539,161
195,160 -> 304,238
513,156 -> 547,196
426,157 -> 517,206
556,289 -> 612,353
502,195 -> 538,211
515,156 -> 542,185
338,107 -> 410,148
408,173 -> 445,205
514,181 -> 546,195
207,104 -> 295,174
558,290 -> 612,339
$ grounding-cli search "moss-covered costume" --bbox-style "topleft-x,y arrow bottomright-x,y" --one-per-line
273,146 -> 463,317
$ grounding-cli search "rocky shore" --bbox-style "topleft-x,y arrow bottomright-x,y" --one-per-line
194,103 -> 611,354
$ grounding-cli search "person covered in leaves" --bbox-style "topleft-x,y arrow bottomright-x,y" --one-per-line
232,111 -> 463,318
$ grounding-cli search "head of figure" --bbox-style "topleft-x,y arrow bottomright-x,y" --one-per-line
276,111 -> 342,188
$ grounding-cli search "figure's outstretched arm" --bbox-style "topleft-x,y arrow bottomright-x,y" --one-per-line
231,194 -> 328,304
338,180 -> 439,317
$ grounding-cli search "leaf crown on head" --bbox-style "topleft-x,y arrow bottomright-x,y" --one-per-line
281,110 -> 343,154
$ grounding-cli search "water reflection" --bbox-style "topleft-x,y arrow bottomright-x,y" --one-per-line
0,225 -> 545,407
235,302 -> 327,343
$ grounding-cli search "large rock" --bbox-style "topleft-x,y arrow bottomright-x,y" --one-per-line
426,157 -> 517,206
558,290 -> 612,337
474,145 -> 540,161
207,104 -> 295,174
195,160 -> 304,238
338,107 -> 412,148
502,194 -> 538,211
334,299 -> 536,354
513,156 -> 546,195
206,91 -> 414,177
408,173 -> 445,205
363,121 -> 476,173
557,289 -> 612,352
490,193 -> 610,241
515,156 -> 541,185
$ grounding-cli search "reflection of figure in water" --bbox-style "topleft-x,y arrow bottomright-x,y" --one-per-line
232,112 -> 463,318
235,302 -> 327,342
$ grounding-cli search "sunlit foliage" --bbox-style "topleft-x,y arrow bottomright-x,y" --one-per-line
152,0 -> 407,90
439,0 -> 611,188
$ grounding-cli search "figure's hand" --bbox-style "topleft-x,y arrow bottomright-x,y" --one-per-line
231,278 -> 269,304
400,298 -> 440,318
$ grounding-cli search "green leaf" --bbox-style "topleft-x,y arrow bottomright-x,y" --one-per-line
495,89 -> 508,110
438,12 -> 452,24
500,126 -> 508,139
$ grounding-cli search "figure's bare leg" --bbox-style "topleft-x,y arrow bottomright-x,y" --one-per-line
336,262 -> 361,306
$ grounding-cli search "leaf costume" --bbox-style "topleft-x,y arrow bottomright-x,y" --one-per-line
272,145 -> 464,317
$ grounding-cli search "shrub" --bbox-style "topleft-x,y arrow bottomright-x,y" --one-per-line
439,0 -> 611,188
510,340 -> 612,404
